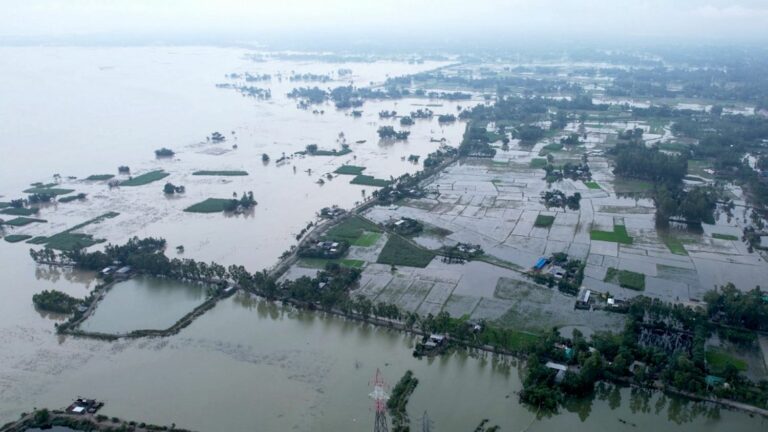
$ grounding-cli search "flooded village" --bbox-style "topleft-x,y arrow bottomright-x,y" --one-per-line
1,43 -> 768,432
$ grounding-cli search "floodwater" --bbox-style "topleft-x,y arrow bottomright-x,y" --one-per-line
0,47 -> 766,431
0,246 -> 765,431
79,276 -> 207,334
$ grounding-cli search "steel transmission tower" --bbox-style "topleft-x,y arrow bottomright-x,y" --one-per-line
369,368 -> 389,432
420,410 -> 434,432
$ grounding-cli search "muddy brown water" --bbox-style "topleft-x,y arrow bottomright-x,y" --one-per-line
0,47 -> 765,431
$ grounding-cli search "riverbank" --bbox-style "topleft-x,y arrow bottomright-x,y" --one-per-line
1,409 -> 193,432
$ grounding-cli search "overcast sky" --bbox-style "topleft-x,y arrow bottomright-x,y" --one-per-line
3,0 -> 767,45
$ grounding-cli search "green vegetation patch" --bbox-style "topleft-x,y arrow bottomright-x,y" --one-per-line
534,214 -> 555,228
376,235 -> 435,268
590,224 -> 633,244
706,348 -> 747,374
605,267 -> 645,291
1,217 -> 47,227
662,236 -> 688,255
0,202 -> 10,209
712,233 -> 739,241
530,158 -> 548,169
351,231 -> 382,247
42,233 -> 105,251
31,212 -> 120,251
1,207 -> 39,216
86,174 -> 115,181
120,170 -> 169,186
658,142 -> 690,152
350,175 -> 391,187
23,187 -> 75,196
334,165 -> 367,175
325,216 -> 382,241
184,198 -> 233,213
192,170 -> 249,176
32,289 -> 81,314
538,142 -> 563,155
298,258 -> 366,269
584,181 -> 601,190
4,234 -> 32,243
58,195 -> 85,203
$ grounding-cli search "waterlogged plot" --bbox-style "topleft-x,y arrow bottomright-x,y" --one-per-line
80,276 -> 207,334
350,175 -> 391,187
184,198 -> 235,213
334,165 -> 367,175
3,234 -> 32,243
120,170 -> 169,186
85,174 -> 115,181
192,170 -> 249,176
1,207 -> 40,216
1,217 -> 46,227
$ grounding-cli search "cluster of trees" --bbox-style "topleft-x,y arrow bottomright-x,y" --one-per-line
611,142 -> 687,183
541,190 -> 581,210
163,183 -> 185,195
704,284 -> 768,331
437,114 -> 456,123
459,126 -> 496,157
521,291 -> 768,412
224,191 -> 257,212
399,116 -> 414,126
154,148 -> 175,157
32,289 -> 82,314
655,184 -> 719,225
529,253 -> 585,295
388,370 -> 419,432
377,126 -> 410,140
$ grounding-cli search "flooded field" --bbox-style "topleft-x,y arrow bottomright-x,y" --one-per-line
79,276 -> 207,334
0,245 -> 766,432
1,47 -> 768,431
0,46 -> 466,271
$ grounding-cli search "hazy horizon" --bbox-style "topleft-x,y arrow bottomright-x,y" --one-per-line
3,0 -> 768,48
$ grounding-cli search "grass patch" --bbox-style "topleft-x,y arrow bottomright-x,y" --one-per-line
184,198 -> 234,213
605,267 -> 645,291
334,165 -> 367,175
298,258 -> 366,269
4,234 -> 32,243
613,178 -> 654,194
1,207 -> 39,216
120,170 -> 169,186
706,348 -> 747,374
1,217 -> 47,227
325,216 -> 382,242
530,158 -> 547,169
41,233 -> 105,251
590,224 -> 633,244
22,187 -> 75,195
350,175 -> 391,187
538,142 -> 563,156
58,195 -> 86,203
584,181 -> 601,190
712,233 -> 739,241
662,236 -> 688,255
658,142 -> 690,152
351,232 -> 382,247
86,174 -> 115,181
29,212 -> 120,251
305,148 -> 353,156
534,214 -> 555,228
377,235 -> 435,268
192,170 -> 249,176
0,202 -> 10,209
